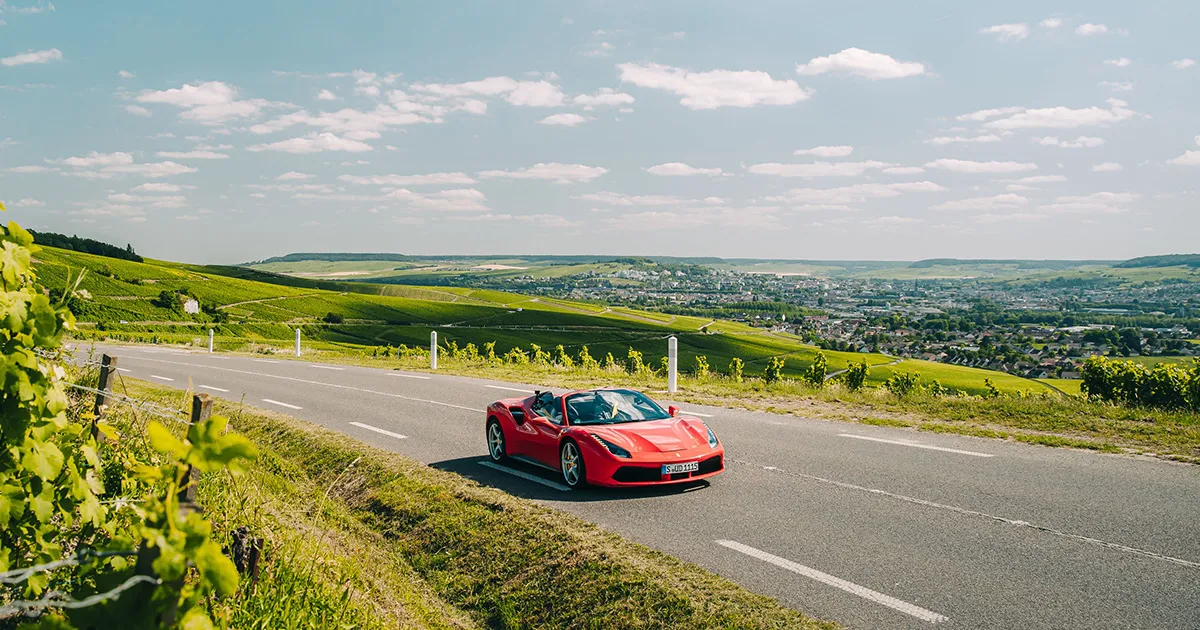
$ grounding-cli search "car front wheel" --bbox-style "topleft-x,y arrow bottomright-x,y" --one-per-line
560,440 -> 586,489
487,419 -> 507,462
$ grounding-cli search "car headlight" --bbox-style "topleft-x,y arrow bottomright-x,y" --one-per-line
705,424 -> 719,449
590,433 -> 631,458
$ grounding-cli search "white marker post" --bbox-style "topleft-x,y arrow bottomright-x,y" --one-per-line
430,331 -> 438,370
295,328 -> 301,357
667,336 -> 678,393
208,329 -> 214,353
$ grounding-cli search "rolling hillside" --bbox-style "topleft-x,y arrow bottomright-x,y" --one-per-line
36,246 -> 1052,394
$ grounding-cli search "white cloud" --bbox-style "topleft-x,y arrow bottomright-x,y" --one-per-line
538,113 -> 589,127
1075,23 -> 1109,36
107,193 -> 188,208
1097,81 -> 1134,92
381,188 -> 489,212
747,160 -> 894,177
577,192 -> 696,206
1092,162 -> 1123,172
1170,59 -> 1196,70
925,159 -> 1037,173
1040,18 -> 1064,29
1168,151 -> 1200,166
572,88 -> 635,109
9,165 -> 59,174
247,132 -> 372,154
339,172 -> 477,186
133,182 -> 183,192
796,48 -> 926,80
137,81 -> 279,124
604,206 -> 783,231
981,102 -> 1134,130
72,161 -> 197,179
251,100 -> 443,138
118,70 -> 135,79
979,24 -> 1030,41
864,216 -> 921,225
881,166 -> 925,175
582,41 -> 615,58
793,145 -> 853,157
645,162 -> 723,176
316,89 -> 337,101
9,198 -> 45,207
932,194 -> 1029,211
123,105 -> 152,117
765,181 -> 946,205
925,134 -> 1002,145
1033,136 -> 1105,148
0,48 -> 62,66
53,151 -> 133,167
973,212 -> 1048,223
410,76 -> 564,107
155,150 -> 229,159
1009,175 -> 1067,184
478,162 -> 607,184
1041,191 -> 1137,213
956,106 -> 1025,122
277,171 -> 314,181
617,62 -> 811,109
1104,57 -> 1133,68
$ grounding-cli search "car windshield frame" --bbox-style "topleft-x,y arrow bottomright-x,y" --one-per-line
564,389 -> 672,426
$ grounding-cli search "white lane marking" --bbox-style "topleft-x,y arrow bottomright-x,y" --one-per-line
208,356 -> 229,361
839,433 -> 995,458
349,421 -> 407,440
149,375 -> 174,382
390,373 -> 432,380
127,356 -> 480,412
310,364 -> 344,371
732,458 -> 1200,569
680,410 -> 714,418
262,398 -> 302,410
117,368 -> 132,373
716,540 -> 949,624
199,385 -> 229,393
485,384 -> 534,393
478,461 -> 569,492
254,359 -> 279,364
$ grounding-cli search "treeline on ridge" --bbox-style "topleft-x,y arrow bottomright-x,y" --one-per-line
29,230 -> 142,262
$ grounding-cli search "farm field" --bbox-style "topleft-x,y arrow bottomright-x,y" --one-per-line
38,245 -> 1054,393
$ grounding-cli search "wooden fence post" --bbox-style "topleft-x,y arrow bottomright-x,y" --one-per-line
92,354 -> 118,441
178,393 -> 212,505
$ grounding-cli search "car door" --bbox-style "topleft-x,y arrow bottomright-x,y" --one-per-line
524,396 -> 565,468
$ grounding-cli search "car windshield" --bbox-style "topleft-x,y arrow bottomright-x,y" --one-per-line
565,389 -> 671,425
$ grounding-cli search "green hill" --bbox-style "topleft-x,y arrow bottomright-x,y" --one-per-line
35,245 -> 1050,395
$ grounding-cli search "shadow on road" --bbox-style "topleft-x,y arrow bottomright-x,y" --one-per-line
431,456 -> 711,502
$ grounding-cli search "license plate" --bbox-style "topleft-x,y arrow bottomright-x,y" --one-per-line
662,461 -> 699,475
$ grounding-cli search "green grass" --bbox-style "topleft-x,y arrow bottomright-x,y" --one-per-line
865,359 -> 1053,395
1036,378 -> 1083,395
117,379 -> 834,630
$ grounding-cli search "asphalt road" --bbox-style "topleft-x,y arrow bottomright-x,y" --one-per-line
72,343 -> 1200,629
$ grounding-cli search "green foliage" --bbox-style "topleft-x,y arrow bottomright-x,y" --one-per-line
529,343 -> 551,366
763,356 -> 785,385
577,345 -> 599,370
602,352 -> 618,371
1,221 -> 257,628
928,380 -> 950,397
884,371 -> 922,398
321,312 -> 343,324
553,344 -> 574,369
803,351 -> 827,388
483,341 -> 498,364
1080,355 -> 1200,411
728,357 -> 744,383
843,360 -> 869,392
694,355 -> 710,380
503,346 -> 529,365
983,378 -> 1001,399
625,348 -> 646,374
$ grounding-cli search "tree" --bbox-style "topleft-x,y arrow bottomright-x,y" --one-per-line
763,356 -> 785,384
803,351 -> 827,387
843,360 -> 869,391
322,312 -> 344,324
728,357 -> 744,382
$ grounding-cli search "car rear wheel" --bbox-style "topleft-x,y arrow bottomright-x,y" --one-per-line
487,419 -> 507,462
560,440 -> 586,489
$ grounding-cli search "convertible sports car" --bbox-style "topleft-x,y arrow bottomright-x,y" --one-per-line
485,388 -> 724,489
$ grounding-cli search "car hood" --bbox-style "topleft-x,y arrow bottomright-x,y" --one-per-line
586,418 -> 709,453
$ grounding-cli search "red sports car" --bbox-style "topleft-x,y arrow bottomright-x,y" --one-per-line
485,388 -> 725,489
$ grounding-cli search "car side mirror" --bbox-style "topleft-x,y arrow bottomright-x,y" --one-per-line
668,405 -> 679,417
509,406 -> 526,425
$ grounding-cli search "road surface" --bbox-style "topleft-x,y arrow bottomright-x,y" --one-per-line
71,343 -> 1200,629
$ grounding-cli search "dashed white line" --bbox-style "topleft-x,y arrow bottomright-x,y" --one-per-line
116,368 -> 132,373
254,359 -> 279,364
390,373 -> 431,380
485,384 -> 534,393
310,364 -> 344,371
149,375 -> 174,382
262,398 -> 302,410
839,433 -> 995,458
478,461 -> 569,492
349,422 -> 407,439
199,385 -> 229,393
126,356 -> 479,412
680,410 -> 714,418
716,540 -> 949,624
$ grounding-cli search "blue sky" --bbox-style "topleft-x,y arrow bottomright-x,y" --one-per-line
2,0 -> 1197,263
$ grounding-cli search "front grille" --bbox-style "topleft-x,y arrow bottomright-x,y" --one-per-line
696,455 -> 723,475
613,466 -> 662,483
669,472 -> 690,481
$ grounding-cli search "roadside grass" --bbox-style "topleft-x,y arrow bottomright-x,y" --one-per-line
120,380 -> 835,630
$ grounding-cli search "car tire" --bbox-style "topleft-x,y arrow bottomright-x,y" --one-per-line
486,418 -> 507,462
560,440 -> 587,489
